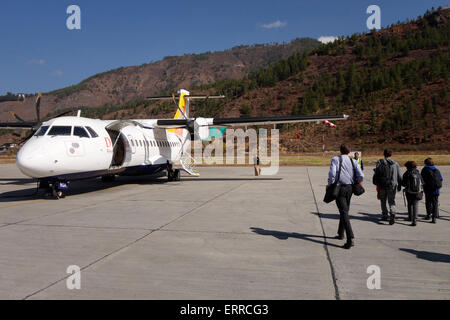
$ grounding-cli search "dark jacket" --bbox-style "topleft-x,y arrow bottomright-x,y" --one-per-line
421,165 -> 443,195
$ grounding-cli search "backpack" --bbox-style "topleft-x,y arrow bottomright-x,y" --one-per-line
423,167 -> 442,190
373,159 -> 392,188
405,170 -> 422,194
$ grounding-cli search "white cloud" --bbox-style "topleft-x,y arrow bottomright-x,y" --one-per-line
318,36 -> 338,44
28,59 -> 45,65
260,20 -> 287,29
52,69 -> 63,77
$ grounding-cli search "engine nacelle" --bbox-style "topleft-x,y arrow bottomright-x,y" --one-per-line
193,117 -> 209,140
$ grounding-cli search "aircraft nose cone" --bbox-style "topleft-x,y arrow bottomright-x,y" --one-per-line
16,140 -> 48,178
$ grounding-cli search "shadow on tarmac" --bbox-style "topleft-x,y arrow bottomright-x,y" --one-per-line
0,174 -> 281,202
250,227 -> 342,248
0,178 -> 37,186
312,211 -> 429,226
400,248 -> 450,263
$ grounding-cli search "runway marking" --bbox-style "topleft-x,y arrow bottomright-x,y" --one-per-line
306,167 -> 340,300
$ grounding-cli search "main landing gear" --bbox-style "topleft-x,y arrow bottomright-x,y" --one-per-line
167,162 -> 181,182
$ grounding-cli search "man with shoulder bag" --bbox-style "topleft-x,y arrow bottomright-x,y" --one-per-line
325,144 -> 364,249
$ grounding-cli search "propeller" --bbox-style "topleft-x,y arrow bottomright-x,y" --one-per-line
1,92 -> 77,146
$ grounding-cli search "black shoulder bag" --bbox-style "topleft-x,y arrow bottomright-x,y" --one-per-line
351,158 -> 365,196
324,156 -> 342,203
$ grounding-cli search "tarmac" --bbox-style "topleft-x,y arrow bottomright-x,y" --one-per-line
0,164 -> 448,300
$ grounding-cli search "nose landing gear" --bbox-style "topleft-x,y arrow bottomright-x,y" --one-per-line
40,181 -> 68,199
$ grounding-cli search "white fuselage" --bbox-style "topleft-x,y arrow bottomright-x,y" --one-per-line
16,116 -> 188,180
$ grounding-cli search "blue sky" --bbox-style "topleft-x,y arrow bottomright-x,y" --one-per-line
0,0 -> 447,94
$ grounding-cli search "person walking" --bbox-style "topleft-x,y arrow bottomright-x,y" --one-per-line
354,152 -> 364,170
421,158 -> 443,223
327,144 -> 364,249
401,161 -> 423,226
373,149 -> 402,225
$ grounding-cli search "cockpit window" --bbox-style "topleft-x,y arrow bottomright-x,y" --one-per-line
85,126 -> 98,138
48,126 -> 72,136
74,126 -> 90,138
34,126 -> 49,136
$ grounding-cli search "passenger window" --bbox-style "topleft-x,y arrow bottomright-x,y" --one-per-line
74,126 -> 90,138
48,126 -> 72,136
131,140 -> 135,147
85,127 -> 99,138
34,126 -> 49,136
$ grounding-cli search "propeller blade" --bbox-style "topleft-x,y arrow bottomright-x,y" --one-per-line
18,130 -> 36,145
10,111 -> 26,122
55,110 -> 73,118
35,93 -> 42,123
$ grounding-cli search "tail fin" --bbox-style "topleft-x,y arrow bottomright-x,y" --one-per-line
173,89 -> 189,119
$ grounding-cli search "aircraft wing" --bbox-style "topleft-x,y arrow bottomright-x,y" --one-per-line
210,114 -> 348,127
0,122 -> 37,129
154,114 -> 348,129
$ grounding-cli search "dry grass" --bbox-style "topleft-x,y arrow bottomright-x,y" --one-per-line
0,155 -> 16,164
279,154 -> 450,166
1,153 -> 449,166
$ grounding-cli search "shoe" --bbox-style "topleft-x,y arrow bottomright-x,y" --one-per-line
424,215 -> 430,220
343,241 -> 354,249
335,235 -> 344,240
389,214 -> 395,225
432,219 -> 436,224
411,221 -> 417,226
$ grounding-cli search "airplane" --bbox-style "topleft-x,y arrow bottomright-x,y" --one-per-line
0,89 -> 348,199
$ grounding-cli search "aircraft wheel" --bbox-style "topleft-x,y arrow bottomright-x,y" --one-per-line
174,169 -> 181,181
52,185 -> 65,199
167,170 -> 174,182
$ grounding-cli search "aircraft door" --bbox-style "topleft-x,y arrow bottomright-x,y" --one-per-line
127,134 -> 136,154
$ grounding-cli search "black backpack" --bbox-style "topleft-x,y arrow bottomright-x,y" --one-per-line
423,167 -> 442,190
405,170 -> 422,194
373,159 -> 392,188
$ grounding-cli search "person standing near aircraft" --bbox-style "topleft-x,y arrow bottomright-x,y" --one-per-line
421,158 -> 443,223
327,144 -> 364,249
254,155 -> 261,176
373,149 -> 402,225
354,152 -> 363,170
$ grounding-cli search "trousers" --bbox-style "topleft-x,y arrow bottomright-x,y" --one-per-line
379,186 -> 397,215
336,184 -> 354,240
